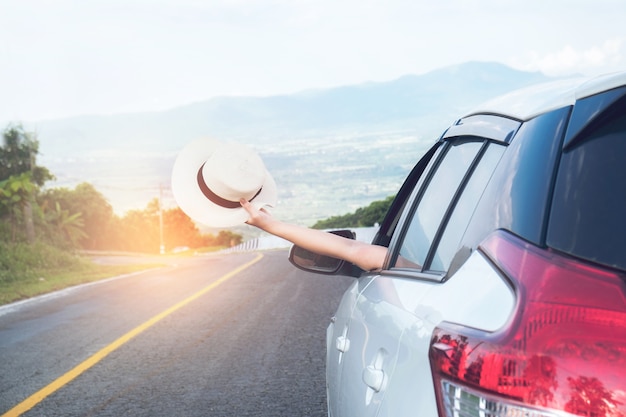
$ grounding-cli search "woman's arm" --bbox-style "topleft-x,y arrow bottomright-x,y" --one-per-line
240,199 -> 387,272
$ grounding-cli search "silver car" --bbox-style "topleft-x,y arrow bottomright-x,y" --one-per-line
290,71 -> 626,417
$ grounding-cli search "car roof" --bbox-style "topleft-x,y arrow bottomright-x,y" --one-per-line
466,70 -> 626,121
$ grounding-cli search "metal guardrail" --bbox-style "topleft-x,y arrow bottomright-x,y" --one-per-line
222,226 -> 379,254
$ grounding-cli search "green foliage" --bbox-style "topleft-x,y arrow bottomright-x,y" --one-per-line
39,183 -> 113,250
0,123 -> 245,304
312,195 -> 395,229
0,125 -> 54,243
213,230 -> 243,247
163,205 -> 205,248
0,124 -> 53,185
0,240 -> 88,284
116,207 -> 161,253
43,201 -> 88,247
0,123 -> 241,254
0,172 -> 38,242
0,172 -> 36,208
36,188 -> 243,254
0,240 -> 161,305
0,124 -> 36,180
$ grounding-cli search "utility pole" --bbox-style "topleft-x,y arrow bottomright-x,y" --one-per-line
159,183 -> 165,254
24,144 -> 35,243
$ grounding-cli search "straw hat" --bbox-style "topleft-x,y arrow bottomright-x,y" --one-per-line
171,138 -> 277,227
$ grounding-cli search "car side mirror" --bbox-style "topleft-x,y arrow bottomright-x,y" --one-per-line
289,229 -> 360,276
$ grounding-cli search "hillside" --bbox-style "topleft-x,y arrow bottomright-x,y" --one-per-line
28,61 -> 553,227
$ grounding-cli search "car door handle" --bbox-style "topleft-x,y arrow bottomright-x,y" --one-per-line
335,335 -> 350,353
362,365 -> 385,392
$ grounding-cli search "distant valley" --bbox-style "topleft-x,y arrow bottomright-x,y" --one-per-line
30,62 -> 554,228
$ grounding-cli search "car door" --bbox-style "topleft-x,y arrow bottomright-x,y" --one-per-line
325,143 -> 440,417
334,133 -> 513,417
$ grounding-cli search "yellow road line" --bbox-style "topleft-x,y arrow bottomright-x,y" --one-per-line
2,253 -> 263,417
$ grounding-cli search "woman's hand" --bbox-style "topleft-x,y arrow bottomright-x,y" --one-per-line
240,198 -> 273,230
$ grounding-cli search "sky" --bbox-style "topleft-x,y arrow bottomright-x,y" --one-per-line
1,0 -> 625,123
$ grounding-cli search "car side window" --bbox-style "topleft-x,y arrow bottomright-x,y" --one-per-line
395,139 -> 483,269
373,143 -> 441,248
429,143 -> 505,272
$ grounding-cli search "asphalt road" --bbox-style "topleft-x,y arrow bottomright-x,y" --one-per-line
0,250 -> 354,417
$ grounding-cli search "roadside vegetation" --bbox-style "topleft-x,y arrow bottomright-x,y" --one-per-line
312,196 -> 394,229
0,123 -> 393,306
0,124 -> 241,305
0,241 -> 161,305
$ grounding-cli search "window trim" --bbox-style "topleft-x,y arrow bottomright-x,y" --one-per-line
385,140 -> 449,271
384,136 -> 504,281
373,142 -> 440,248
380,268 -> 446,283
422,140 -> 490,272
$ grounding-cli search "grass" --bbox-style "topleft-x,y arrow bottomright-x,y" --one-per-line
0,241 -> 167,306
0,261 -> 165,306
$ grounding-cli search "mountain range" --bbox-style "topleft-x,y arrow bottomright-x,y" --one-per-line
31,61 -> 554,228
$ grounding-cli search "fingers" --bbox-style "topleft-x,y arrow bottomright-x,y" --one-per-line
240,198 -> 254,222
240,198 -> 273,228
241,198 -> 265,226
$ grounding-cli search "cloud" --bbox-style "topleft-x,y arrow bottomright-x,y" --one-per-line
512,38 -> 624,76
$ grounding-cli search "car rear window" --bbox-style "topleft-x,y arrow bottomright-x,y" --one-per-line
547,96 -> 626,272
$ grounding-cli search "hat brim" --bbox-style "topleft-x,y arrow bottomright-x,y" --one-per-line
171,138 -> 277,228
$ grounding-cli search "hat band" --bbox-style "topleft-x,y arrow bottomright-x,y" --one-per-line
197,163 -> 262,209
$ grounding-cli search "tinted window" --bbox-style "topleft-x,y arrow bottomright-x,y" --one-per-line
462,107 -> 570,248
548,98 -> 626,271
396,140 -> 482,269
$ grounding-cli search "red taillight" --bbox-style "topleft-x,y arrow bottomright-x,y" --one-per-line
429,230 -> 626,417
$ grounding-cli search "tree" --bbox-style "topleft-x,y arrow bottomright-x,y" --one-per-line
39,183 -> 114,250
117,208 -> 160,253
0,124 -> 53,243
565,376 -> 623,417
213,230 -> 242,247
312,195 -> 395,229
0,172 -> 36,242
42,201 -> 88,248
163,206 -> 204,249
112,200 -> 243,253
